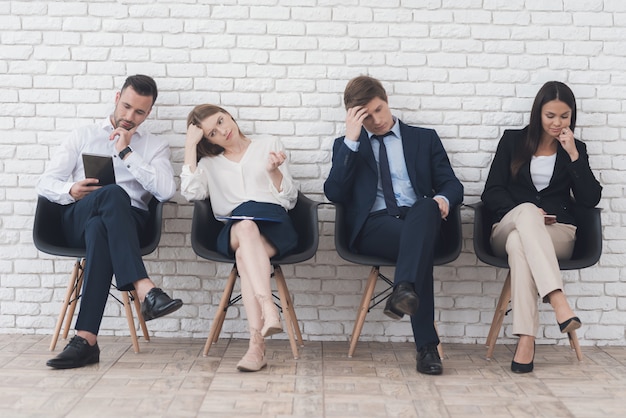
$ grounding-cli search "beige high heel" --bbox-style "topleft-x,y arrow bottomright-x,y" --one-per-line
236,329 -> 267,372
257,294 -> 282,337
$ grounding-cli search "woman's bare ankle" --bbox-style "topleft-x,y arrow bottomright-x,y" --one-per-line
548,290 -> 575,323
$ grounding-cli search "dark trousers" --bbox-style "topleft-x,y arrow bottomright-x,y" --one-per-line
61,185 -> 149,335
356,198 -> 442,350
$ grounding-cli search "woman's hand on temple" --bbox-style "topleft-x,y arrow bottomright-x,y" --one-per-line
186,124 -> 204,146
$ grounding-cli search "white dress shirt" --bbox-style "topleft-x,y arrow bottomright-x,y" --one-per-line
180,136 -> 298,218
36,118 -> 176,211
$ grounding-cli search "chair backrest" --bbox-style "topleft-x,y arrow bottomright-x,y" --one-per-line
190,191 -> 320,265
140,197 -> 164,256
471,202 -> 602,270
33,195 -> 164,258
333,203 -> 463,267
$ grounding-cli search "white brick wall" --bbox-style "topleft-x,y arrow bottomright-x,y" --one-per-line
1,1 -> 625,346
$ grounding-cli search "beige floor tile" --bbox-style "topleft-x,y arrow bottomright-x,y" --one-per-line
0,335 -> 624,417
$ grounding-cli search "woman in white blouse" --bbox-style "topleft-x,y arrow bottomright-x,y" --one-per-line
181,104 -> 298,372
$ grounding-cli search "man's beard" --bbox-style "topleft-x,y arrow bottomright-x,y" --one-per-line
114,116 -> 134,130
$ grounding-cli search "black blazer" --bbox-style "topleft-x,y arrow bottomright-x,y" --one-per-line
481,127 -> 602,225
324,120 -> 464,250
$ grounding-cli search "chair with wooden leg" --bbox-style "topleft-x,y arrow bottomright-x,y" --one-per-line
471,202 -> 602,361
191,192 -> 319,360
33,195 -> 164,353
333,203 -> 463,358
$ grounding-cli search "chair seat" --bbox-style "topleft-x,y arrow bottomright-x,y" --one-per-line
333,203 -> 463,358
33,196 -> 164,353
470,201 -> 602,361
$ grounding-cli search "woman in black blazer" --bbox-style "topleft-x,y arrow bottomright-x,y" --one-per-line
481,81 -> 602,373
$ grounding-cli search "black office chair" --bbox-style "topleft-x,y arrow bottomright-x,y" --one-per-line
471,201 -> 602,361
334,203 -> 463,358
33,195 -> 164,353
191,192 -> 319,359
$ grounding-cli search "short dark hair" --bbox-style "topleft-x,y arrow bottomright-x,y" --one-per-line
343,75 -> 388,110
121,74 -> 158,105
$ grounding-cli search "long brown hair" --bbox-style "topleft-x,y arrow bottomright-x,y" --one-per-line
186,104 -> 244,161
511,81 -> 577,177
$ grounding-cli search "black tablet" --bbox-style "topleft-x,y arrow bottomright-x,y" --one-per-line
82,153 -> 116,186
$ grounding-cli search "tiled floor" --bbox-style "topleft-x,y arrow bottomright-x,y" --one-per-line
0,334 -> 624,417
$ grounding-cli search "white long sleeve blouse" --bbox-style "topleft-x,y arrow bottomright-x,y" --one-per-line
180,136 -> 298,218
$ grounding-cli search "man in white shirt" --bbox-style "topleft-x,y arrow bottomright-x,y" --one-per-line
37,75 -> 183,369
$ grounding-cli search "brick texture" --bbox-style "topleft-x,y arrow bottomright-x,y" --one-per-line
1,1 -> 624,346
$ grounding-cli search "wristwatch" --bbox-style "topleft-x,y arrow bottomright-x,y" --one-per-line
118,146 -> 133,160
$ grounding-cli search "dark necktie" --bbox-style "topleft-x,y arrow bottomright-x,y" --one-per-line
372,133 -> 400,216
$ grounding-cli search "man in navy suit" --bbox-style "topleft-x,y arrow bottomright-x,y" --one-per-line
325,76 -> 463,375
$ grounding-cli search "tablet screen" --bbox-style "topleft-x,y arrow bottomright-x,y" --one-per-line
82,153 -> 116,186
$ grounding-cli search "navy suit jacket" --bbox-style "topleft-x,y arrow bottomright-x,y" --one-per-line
324,120 -> 464,250
481,127 -> 602,225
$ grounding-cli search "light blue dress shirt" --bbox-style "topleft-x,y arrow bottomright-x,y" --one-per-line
343,117 -> 448,213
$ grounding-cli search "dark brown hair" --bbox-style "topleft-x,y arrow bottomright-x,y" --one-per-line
343,75 -> 388,110
511,81 -> 577,177
187,104 -> 244,160
121,74 -> 158,105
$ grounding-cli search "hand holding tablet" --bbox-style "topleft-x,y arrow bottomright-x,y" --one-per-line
82,153 -> 116,186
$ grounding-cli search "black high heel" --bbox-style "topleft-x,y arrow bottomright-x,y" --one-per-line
511,341 -> 534,374
558,316 -> 581,334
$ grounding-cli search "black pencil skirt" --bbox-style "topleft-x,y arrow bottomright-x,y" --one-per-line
216,200 -> 298,258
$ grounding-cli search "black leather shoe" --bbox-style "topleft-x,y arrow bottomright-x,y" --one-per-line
383,282 -> 419,320
416,343 -> 443,375
383,298 -> 404,320
511,341 -> 535,374
46,335 -> 100,369
141,287 -> 183,321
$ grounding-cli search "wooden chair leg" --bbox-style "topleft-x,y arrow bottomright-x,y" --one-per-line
568,329 -> 584,361
282,285 -> 304,347
212,268 -> 238,344
122,291 -> 141,354
486,272 -> 511,360
203,266 -> 238,357
130,290 -> 150,342
50,259 -> 84,351
348,267 -> 380,358
274,265 -> 301,359
62,262 -> 85,341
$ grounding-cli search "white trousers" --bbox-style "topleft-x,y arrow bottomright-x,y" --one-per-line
490,203 -> 577,336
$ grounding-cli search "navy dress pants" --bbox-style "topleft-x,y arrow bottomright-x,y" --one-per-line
61,185 -> 149,335
356,198 -> 442,350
